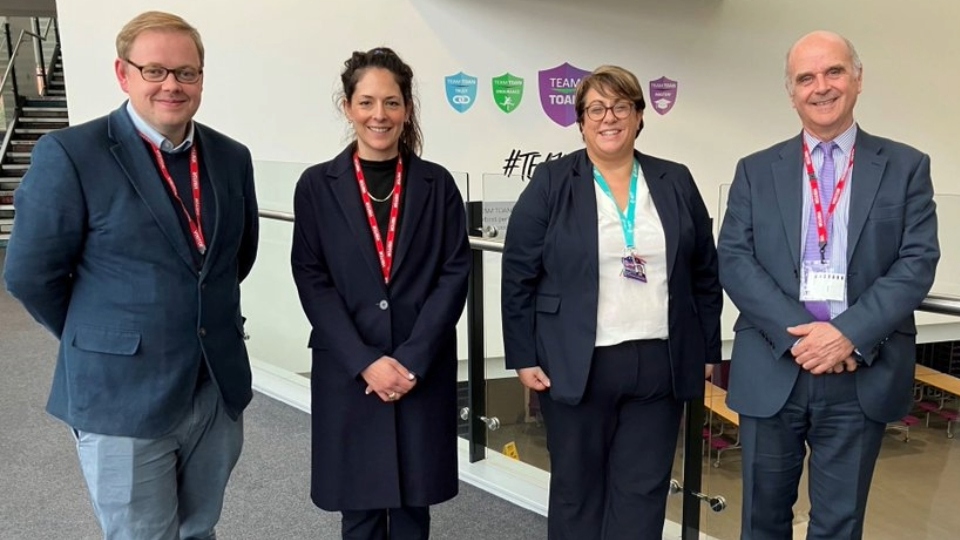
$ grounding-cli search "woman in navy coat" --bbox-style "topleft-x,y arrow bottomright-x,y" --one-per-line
291,48 -> 470,540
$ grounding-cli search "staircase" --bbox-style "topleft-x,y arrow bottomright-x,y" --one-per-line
0,52 -> 68,245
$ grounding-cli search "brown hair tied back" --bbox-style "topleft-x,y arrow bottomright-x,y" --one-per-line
340,47 -> 423,156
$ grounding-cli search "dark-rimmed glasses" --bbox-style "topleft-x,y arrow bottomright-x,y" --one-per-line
125,59 -> 203,84
585,101 -> 635,121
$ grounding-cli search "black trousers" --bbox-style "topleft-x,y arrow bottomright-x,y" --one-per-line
739,370 -> 886,540
341,507 -> 430,540
539,339 -> 683,540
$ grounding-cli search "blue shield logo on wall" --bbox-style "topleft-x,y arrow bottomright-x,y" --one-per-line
445,72 -> 478,113
538,62 -> 591,127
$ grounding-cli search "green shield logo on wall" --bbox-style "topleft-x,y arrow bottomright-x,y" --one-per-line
492,73 -> 524,113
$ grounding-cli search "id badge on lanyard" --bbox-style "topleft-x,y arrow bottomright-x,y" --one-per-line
797,141 -> 853,303
593,161 -> 647,283
800,260 -> 845,302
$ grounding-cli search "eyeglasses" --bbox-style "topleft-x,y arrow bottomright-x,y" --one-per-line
585,101 -> 635,121
125,59 -> 203,84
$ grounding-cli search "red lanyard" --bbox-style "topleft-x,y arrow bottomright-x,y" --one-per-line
353,153 -> 403,284
141,135 -> 206,254
802,141 -> 855,256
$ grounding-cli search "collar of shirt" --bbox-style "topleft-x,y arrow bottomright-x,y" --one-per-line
802,122 -> 858,160
125,100 -> 195,153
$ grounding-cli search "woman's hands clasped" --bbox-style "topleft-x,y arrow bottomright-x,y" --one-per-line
362,356 -> 417,403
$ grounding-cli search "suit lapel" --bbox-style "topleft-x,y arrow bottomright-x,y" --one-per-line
772,135 -> 804,268
329,148 -> 388,292
572,152 -> 599,283
846,130 -> 886,261
107,107 -> 195,270
391,154 -> 432,277
638,152 -> 680,280
196,127 -> 223,276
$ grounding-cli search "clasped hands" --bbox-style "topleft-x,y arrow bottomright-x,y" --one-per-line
788,322 -> 858,374
362,355 -> 417,402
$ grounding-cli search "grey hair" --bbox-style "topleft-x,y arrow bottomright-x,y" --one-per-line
784,31 -> 862,94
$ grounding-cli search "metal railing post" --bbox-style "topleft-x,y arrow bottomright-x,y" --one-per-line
31,18 -> 47,96
3,23 -> 19,102
466,200 -> 487,463
681,398 -> 705,539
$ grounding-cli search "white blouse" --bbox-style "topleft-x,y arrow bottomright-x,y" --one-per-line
593,170 -> 669,346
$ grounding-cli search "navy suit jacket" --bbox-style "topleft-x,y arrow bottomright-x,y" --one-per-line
718,129 -> 939,423
501,149 -> 723,405
291,146 -> 470,510
4,104 -> 259,438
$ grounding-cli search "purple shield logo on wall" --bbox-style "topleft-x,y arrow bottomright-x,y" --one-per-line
539,62 -> 591,127
649,77 -> 678,115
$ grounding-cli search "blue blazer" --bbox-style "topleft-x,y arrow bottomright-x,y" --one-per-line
718,129 -> 940,423
501,149 -> 723,405
291,146 -> 470,510
4,104 -> 259,438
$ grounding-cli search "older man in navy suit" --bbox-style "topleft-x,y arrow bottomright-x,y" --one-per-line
3,11 -> 258,539
718,31 -> 939,539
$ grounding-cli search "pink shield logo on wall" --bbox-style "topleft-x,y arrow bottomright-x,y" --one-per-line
649,77 -> 678,115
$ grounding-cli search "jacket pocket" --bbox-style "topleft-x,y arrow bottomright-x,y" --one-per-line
867,204 -> 904,221
72,325 -> 141,356
535,294 -> 561,313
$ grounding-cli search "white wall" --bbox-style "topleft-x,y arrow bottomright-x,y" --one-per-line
55,0 -> 960,374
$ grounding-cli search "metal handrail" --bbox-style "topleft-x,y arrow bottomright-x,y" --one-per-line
0,29 -> 30,95
38,18 -> 54,41
257,209 -> 505,252
919,294 -> 960,317
257,210 -> 960,304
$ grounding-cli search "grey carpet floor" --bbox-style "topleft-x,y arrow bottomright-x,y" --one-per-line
0,250 -> 547,539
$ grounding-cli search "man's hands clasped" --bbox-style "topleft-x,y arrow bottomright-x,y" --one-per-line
788,322 -> 859,375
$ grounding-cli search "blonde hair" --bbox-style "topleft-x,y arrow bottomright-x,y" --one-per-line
116,11 -> 204,65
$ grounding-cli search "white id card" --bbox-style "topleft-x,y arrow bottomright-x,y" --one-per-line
799,260 -> 845,302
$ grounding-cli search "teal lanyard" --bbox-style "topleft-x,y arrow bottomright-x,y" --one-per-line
592,160 -> 639,250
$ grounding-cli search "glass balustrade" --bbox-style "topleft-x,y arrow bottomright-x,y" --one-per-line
249,163 -> 960,539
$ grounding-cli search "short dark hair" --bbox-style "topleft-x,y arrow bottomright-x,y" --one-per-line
575,65 -> 646,138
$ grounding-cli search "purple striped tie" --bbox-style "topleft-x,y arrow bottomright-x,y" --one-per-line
803,142 -> 836,321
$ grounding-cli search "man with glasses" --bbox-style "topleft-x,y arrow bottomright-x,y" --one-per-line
4,11 -> 258,538
717,31 -> 938,538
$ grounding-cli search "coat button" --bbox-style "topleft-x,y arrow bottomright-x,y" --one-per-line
379,300 -> 389,310
198,327 -> 207,337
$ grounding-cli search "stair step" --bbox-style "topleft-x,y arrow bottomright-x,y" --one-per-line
22,106 -> 68,115
10,141 -> 37,152
2,164 -> 29,171
0,180 -> 22,190
11,130 -> 50,140
18,117 -> 68,124
6,156 -> 31,165
17,123 -> 68,131
23,97 -> 68,105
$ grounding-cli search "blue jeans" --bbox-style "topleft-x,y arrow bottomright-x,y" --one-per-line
72,380 -> 243,540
